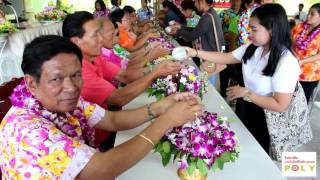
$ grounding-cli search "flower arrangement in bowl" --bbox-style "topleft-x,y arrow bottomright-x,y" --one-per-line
147,65 -> 209,100
0,20 -> 18,35
36,5 -> 67,23
145,20 -> 177,50
155,111 -> 239,178
56,0 -> 74,14
147,36 -> 176,50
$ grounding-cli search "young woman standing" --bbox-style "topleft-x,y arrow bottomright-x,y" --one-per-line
292,3 -> 320,102
184,4 -> 302,153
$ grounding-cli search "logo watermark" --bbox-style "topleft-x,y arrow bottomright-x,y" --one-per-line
282,152 -> 317,177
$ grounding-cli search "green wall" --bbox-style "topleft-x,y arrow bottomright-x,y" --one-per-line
27,0 -> 51,13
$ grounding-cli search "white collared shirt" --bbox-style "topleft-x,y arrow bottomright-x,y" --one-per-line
294,11 -> 308,21
232,44 -> 301,96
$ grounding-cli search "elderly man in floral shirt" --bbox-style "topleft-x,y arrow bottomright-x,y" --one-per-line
0,35 -> 203,179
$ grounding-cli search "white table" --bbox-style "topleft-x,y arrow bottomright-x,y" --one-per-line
0,22 -> 62,84
115,84 -> 286,180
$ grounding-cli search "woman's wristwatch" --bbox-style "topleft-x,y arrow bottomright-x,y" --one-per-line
243,89 -> 253,102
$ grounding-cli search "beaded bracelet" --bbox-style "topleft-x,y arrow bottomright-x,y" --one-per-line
143,65 -> 153,76
147,103 -> 156,121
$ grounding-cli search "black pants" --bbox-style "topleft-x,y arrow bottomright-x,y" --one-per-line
98,105 -> 122,152
99,132 -> 117,152
220,64 -> 244,97
235,98 -> 270,153
300,81 -> 319,103
220,65 -> 235,97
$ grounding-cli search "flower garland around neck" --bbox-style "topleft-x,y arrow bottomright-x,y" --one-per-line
9,80 -> 96,147
238,3 -> 260,45
295,23 -> 320,51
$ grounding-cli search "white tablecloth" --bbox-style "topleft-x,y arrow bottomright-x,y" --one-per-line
115,84 -> 286,180
0,22 -> 62,84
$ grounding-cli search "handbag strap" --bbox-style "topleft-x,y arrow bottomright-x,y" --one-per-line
207,13 -> 221,52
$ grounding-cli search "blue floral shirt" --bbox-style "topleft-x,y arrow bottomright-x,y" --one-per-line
137,8 -> 153,22
187,12 -> 200,28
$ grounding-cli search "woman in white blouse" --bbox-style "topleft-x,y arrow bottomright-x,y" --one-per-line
184,4 -> 300,152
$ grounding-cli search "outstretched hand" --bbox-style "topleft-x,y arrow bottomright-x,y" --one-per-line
148,47 -> 170,60
153,61 -> 182,77
181,46 -> 197,58
226,85 -> 247,101
153,92 -> 201,115
160,98 -> 204,128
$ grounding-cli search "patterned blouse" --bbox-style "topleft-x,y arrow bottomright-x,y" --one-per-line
93,9 -> 110,18
219,8 -> 236,33
118,26 -> 137,49
186,12 -> 201,28
113,44 -> 130,61
0,98 -> 105,179
102,48 -> 128,70
137,8 -> 153,22
238,3 -> 260,45
292,23 -> 320,81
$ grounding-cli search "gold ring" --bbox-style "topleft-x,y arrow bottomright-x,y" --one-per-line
195,112 -> 198,117
208,63 -> 215,68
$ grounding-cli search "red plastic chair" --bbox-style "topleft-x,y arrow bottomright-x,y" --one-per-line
0,78 -> 23,179
0,78 -> 22,120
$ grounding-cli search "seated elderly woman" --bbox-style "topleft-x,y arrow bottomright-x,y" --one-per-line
0,35 -> 203,179
93,0 -> 110,18
109,9 -> 162,52
99,17 -> 170,70
123,5 -> 153,37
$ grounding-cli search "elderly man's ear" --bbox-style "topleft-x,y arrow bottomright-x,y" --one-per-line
116,22 -> 122,28
24,75 -> 38,96
70,37 -> 81,47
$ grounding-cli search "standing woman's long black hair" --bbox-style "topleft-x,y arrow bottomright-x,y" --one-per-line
242,3 -> 293,76
95,0 -> 107,11
181,0 -> 200,15
162,0 -> 186,24
111,0 -> 121,7
238,0 -> 252,15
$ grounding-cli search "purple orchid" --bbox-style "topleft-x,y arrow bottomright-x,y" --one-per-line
162,111 -> 239,171
148,64 -> 209,100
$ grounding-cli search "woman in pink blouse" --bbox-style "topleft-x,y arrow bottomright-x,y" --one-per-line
93,0 -> 110,18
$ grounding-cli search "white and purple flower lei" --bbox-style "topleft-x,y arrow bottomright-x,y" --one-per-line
9,81 -> 96,147
295,22 -> 320,51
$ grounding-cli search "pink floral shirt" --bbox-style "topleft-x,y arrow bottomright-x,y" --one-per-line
101,48 -> 128,70
0,99 -> 105,179
93,9 -> 110,18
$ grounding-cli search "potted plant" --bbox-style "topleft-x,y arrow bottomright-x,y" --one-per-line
0,20 -> 18,48
155,111 -> 240,179
147,64 -> 209,100
35,4 -> 68,24
0,9 -> 17,41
